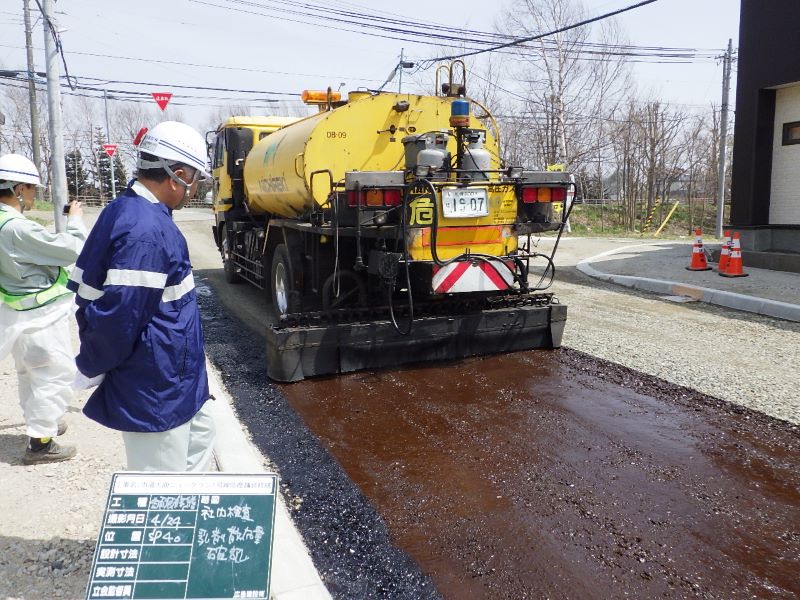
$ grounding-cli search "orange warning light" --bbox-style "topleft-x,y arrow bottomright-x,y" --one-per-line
301,89 -> 342,105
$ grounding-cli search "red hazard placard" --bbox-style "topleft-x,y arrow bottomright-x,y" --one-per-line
102,143 -> 117,157
152,92 -> 172,111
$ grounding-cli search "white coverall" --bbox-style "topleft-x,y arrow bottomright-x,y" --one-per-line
0,205 -> 87,438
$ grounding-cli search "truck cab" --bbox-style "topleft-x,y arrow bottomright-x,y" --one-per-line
211,116 -> 300,230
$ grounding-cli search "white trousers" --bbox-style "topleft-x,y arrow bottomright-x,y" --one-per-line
0,297 -> 75,438
122,400 -> 216,472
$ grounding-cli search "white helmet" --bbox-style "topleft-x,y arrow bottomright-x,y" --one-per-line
0,154 -> 43,190
136,121 -> 209,177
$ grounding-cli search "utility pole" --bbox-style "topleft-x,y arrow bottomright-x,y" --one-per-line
41,0 -> 68,231
104,89 -> 116,199
398,48 -> 405,93
23,0 -> 43,202
715,38 -> 733,239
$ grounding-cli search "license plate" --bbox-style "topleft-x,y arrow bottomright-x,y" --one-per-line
441,188 -> 489,218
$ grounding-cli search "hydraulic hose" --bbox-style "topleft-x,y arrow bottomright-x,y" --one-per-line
388,183 -> 415,336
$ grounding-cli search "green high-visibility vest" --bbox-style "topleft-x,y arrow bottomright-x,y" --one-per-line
0,209 -> 73,311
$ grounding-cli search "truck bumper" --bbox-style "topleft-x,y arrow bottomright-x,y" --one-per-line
265,303 -> 567,382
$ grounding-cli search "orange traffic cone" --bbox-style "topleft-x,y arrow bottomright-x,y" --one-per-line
719,231 -> 749,277
686,227 -> 711,271
717,230 -> 731,273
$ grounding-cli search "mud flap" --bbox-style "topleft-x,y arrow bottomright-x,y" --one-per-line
265,303 -> 567,382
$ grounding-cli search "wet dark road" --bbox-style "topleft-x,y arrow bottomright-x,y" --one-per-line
281,349 -> 800,599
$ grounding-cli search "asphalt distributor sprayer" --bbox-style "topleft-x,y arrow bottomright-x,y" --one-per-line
210,64 -> 573,381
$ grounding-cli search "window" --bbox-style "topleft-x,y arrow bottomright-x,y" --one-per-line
782,121 -> 800,145
212,132 -> 226,168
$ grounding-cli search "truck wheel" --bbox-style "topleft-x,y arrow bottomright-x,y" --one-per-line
222,233 -> 241,284
271,244 -> 300,317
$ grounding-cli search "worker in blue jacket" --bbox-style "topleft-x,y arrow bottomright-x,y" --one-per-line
68,121 -> 216,471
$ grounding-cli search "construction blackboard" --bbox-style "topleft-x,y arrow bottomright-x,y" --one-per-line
85,472 -> 278,600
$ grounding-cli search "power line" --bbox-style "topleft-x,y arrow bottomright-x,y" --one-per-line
0,43 -> 382,83
426,0 -> 662,63
190,0 -> 716,64
221,0 -> 717,59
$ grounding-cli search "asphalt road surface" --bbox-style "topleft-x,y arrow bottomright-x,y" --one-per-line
181,211 -> 799,599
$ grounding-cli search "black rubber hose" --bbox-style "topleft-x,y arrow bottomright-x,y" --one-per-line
388,185 -> 415,336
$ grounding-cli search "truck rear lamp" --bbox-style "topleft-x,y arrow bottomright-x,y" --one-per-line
383,188 -> 402,206
521,187 -> 538,203
520,186 -> 567,203
347,190 -> 361,207
347,188 -> 403,207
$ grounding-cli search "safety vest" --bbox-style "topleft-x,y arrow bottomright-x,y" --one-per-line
0,209 -> 72,311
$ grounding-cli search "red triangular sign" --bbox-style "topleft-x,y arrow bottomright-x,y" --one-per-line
102,143 -> 117,157
152,92 -> 173,111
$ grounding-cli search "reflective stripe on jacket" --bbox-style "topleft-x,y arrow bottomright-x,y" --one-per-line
0,209 -> 74,310
69,185 -> 209,433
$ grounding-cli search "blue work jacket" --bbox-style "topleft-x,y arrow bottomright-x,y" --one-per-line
68,183 -> 209,432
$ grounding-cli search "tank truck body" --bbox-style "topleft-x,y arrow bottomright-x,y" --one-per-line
211,68 -> 573,381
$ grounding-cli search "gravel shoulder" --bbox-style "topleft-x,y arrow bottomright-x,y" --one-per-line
545,238 -> 800,425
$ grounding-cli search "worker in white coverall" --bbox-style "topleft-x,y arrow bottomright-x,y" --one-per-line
0,154 -> 87,464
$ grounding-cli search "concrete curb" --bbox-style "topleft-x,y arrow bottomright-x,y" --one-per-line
576,245 -> 800,323
204,359 -> 332,600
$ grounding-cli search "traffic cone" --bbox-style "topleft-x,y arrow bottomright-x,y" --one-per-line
717,230 -> 731,273
686,227 -> 711,271
720,231 -> 749,277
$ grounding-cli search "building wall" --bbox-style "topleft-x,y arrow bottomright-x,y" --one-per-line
770,85 -> 800,224
730,0 -> 800,229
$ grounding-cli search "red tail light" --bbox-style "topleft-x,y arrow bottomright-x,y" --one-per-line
383,188 -> 402,206
347,190 -> 361,207
347,188 -> 403,207
521,187 -> 538,203
520,186 -> 567,203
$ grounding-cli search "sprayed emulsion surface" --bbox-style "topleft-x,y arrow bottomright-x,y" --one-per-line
282,350 -> 800,599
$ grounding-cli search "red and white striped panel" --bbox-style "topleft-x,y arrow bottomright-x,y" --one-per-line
432,259 -> 515,294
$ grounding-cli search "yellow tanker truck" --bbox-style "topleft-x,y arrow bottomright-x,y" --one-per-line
211,67 -> 573,381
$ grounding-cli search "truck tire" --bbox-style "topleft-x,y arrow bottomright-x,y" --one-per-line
271,243 -> 301,318
222,232 -> 242,284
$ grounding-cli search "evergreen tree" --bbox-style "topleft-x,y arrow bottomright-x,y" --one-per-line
96,149 -> 128,199
65,149 -> 89,199
112,155 -> 128,190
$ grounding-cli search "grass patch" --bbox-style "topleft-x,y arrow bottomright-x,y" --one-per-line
564,202 -> 729,239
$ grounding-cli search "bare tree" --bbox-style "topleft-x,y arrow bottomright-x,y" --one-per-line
499,0 -> 631,170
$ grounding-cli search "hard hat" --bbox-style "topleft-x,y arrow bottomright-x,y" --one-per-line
0,154 -> 43,189
136,121 -> 209,177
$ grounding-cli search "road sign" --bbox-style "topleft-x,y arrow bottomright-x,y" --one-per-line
86,472 -> 278,600
102,144 -> 117,158
152,92 -> 173,111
